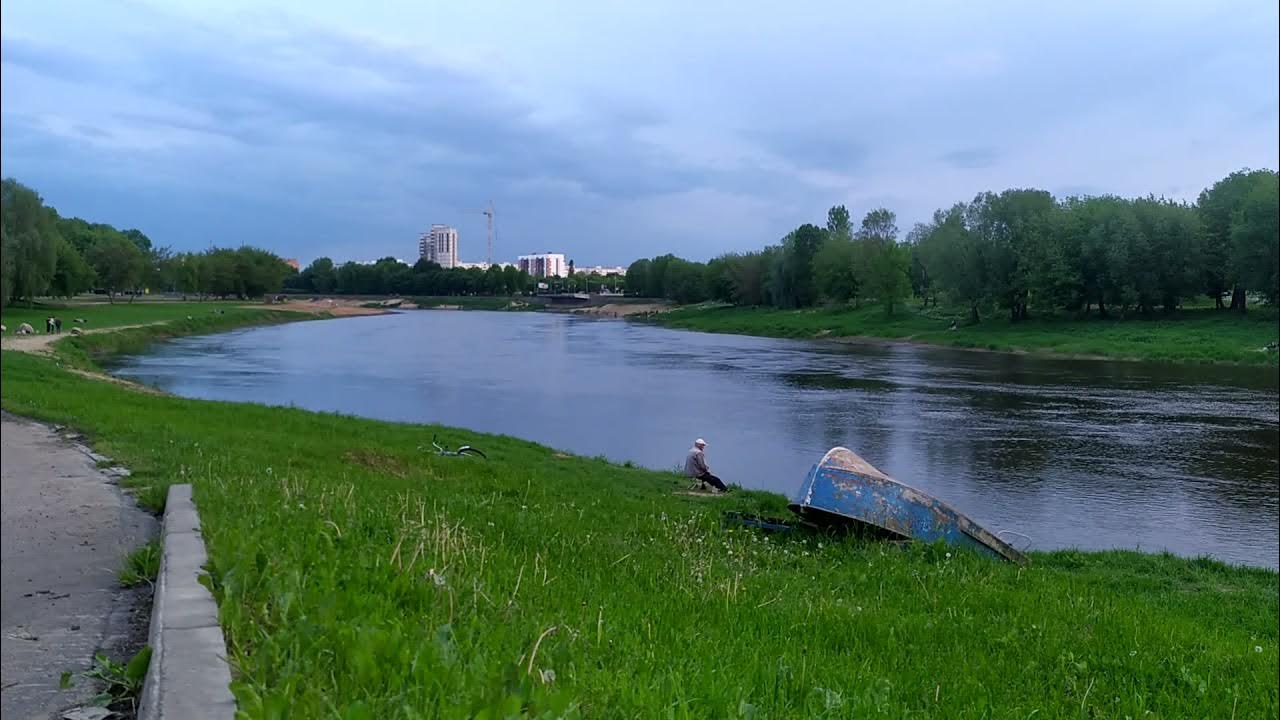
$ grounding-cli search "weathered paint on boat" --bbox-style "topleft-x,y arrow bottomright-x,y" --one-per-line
788,447 -> 1028,564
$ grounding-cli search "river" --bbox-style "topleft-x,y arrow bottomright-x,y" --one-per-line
110,310 -> 1280,568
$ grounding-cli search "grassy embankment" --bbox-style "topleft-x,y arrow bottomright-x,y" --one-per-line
655,302 -> 1280,365
0,310 -> 1276,717
1,299 -> 256,330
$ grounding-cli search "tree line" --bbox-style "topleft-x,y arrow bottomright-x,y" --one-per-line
285,256 -> 624,296
1,179 -> 294,308
627,168 -> 1278,320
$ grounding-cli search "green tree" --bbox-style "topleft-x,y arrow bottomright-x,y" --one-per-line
704,256 -> 735,302
1129,197 -> 1202,313
852,209 -> 909,314
853,209 -> 909,315
927,204 -> 987,322
171,253 -> 204,298
0,226 -> 13,309
308,257 -> 338,293
973,189 -> 1056,321
626,259 -> 651,297
663,258 -> 709,303
724,251 -> 771,306
89,234 -> 148,303
1198,169 -> 1274,309
1,179 -> 61,306
50,235 -> 96,297
903,224 -> 937,307
1229,171 -> 1280,308
826,205 -> 852,241
813,232 -> 858,304
772,224 -> 825,308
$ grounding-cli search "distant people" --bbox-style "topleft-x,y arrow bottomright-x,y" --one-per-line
684,438 -> 728,493
948,320 -> 958,331
46,317 -> 55,333
53,317 -> 62,333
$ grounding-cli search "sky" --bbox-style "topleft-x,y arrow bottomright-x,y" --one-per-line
2,1 -> 1277,267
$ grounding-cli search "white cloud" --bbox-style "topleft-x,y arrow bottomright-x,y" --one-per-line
1,0 -> 1276,265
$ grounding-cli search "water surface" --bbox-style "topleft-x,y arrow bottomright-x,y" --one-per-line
112,311 -> 1280,567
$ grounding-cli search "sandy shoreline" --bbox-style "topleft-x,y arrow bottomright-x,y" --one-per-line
259,298 -> 401,316
568,302 -> 673,317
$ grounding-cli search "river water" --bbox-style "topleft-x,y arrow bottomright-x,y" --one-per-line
110,311 -> 1280,568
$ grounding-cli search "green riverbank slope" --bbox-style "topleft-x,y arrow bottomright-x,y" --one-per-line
0,315 -> 1275,718
654,302 -> 1280,365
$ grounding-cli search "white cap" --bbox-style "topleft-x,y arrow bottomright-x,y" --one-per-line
695,438 -> 707,446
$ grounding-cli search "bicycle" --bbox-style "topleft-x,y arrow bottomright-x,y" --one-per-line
422,434 -> 488,459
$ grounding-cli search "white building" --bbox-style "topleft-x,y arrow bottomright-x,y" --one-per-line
418,224 -> 459,269
518,253 -> 568,278
456,261 -> 517,271
574,265 -> 627,276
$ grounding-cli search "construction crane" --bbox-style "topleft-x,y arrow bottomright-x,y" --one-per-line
467,202 -> 495,266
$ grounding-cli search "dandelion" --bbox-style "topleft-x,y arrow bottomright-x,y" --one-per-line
945,552 -> 952,559
266,467 -> 273,475
426,569 -> 447,587
539,668 -> 556,684
1129,650 -> 1137,657
1256,646 -> 1263,653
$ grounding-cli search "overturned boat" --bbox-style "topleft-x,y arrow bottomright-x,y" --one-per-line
788,447 -> 1028,564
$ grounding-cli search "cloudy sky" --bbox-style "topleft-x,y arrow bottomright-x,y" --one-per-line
2,1 -> 1276,266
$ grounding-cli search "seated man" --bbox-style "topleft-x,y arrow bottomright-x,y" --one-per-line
684,438 -> 728,492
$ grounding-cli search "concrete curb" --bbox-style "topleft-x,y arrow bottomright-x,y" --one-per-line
137,484 -> 236,719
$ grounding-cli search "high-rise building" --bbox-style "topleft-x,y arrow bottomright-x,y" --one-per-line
518,253 -> 568,278
418,224 -> 459,269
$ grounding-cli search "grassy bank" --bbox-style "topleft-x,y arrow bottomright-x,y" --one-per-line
59,309 -> 307,369
1,318 -> 1276,717
654,303 -> 1280,364
1,299 -> 256,331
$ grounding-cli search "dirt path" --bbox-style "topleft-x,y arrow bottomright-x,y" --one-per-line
0,413 -> 157,719
0,323 -> 163,356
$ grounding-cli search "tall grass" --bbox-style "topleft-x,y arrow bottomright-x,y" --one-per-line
2,342 -> 1275,718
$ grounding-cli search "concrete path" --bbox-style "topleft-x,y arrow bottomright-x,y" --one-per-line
1,413 -> 157,719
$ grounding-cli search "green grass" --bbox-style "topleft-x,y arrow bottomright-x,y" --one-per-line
119,540 -> 161,587
655,302 -> 1280,364
1,299 -> 263,333
74,647 -> 153,713
51,309 -> 304,371
1,324 -> 1275,718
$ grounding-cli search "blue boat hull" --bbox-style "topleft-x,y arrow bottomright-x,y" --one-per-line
788,448 -> 1027,564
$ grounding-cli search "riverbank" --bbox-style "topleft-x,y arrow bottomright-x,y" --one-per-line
0,313 -> 1275,717
653,302 -> 1280,365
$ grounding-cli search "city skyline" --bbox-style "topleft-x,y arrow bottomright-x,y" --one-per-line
1,1 -> 1276,266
